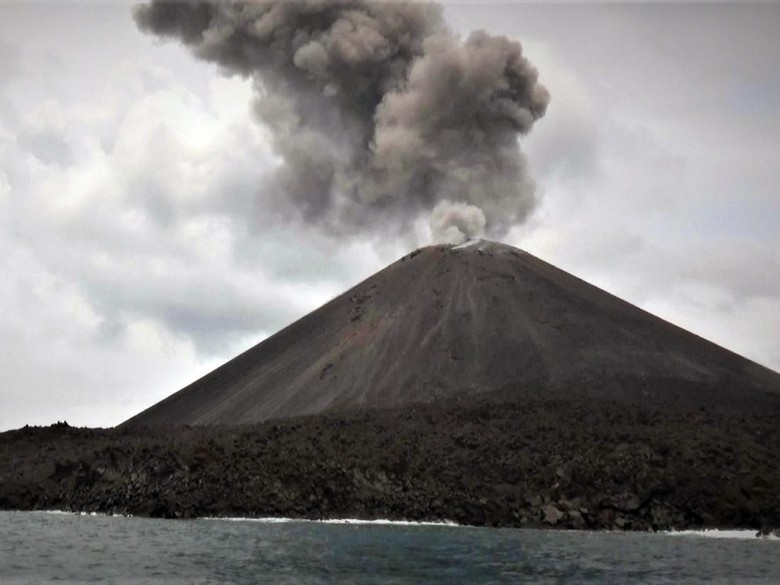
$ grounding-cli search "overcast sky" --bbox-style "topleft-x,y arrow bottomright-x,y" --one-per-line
1,2 -> 779,431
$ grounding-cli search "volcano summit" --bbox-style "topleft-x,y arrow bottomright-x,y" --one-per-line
125,240 -> 780,428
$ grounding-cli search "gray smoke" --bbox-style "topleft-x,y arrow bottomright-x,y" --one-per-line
133,0 -> 549,241
430,200 -> 485,245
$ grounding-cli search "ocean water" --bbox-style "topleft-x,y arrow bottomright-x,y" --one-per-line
1,512 -> 778,584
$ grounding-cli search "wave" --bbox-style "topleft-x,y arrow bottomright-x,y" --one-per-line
29,510 -> 132,518
200,516 -> 459,527
665,529 -> 780,541
19,511 -> 780,538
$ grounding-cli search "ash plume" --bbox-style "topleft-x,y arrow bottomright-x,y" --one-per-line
133,0 -> 549,241
430,200 -> 485,245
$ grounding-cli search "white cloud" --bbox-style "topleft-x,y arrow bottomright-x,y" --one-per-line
0,6 -> 389,429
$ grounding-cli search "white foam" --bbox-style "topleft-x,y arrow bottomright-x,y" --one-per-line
27,511 -> 777,538
316,518 -> 458,527
32,510 -> 99,516
665,529 -> 780,541
201,516 -> 459,527
31,510 -> 133,518
202,516 -> 295,524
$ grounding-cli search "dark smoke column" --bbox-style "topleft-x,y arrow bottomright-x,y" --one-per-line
134,0 -> 549,243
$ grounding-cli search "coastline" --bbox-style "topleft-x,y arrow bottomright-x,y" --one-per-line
12,510 -> 780,541
3,398 -> 779,533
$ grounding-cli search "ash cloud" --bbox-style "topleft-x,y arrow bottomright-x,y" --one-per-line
133,0 -> 549,241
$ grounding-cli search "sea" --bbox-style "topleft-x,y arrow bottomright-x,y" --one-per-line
1,511 -> 778,584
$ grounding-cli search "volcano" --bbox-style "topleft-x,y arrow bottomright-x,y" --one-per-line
124,240 -> 780,427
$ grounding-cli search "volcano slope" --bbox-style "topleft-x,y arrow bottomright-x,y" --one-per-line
124,239 -> 780,427
4,241 -> 780,530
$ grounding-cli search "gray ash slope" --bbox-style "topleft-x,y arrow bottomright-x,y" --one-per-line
124,240 -> 780,427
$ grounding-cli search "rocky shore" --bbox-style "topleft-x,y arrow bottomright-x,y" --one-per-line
2,397 -> 779,532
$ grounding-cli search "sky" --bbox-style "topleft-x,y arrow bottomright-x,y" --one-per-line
1,2 -> 779,431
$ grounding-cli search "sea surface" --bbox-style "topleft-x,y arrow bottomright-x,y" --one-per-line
1,511 -> 778,584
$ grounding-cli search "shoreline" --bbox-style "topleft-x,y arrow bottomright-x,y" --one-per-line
12,510 -> 780,540
3,399 -> 779,534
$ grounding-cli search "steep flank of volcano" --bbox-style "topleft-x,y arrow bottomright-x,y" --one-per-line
124,240 -> 780,427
